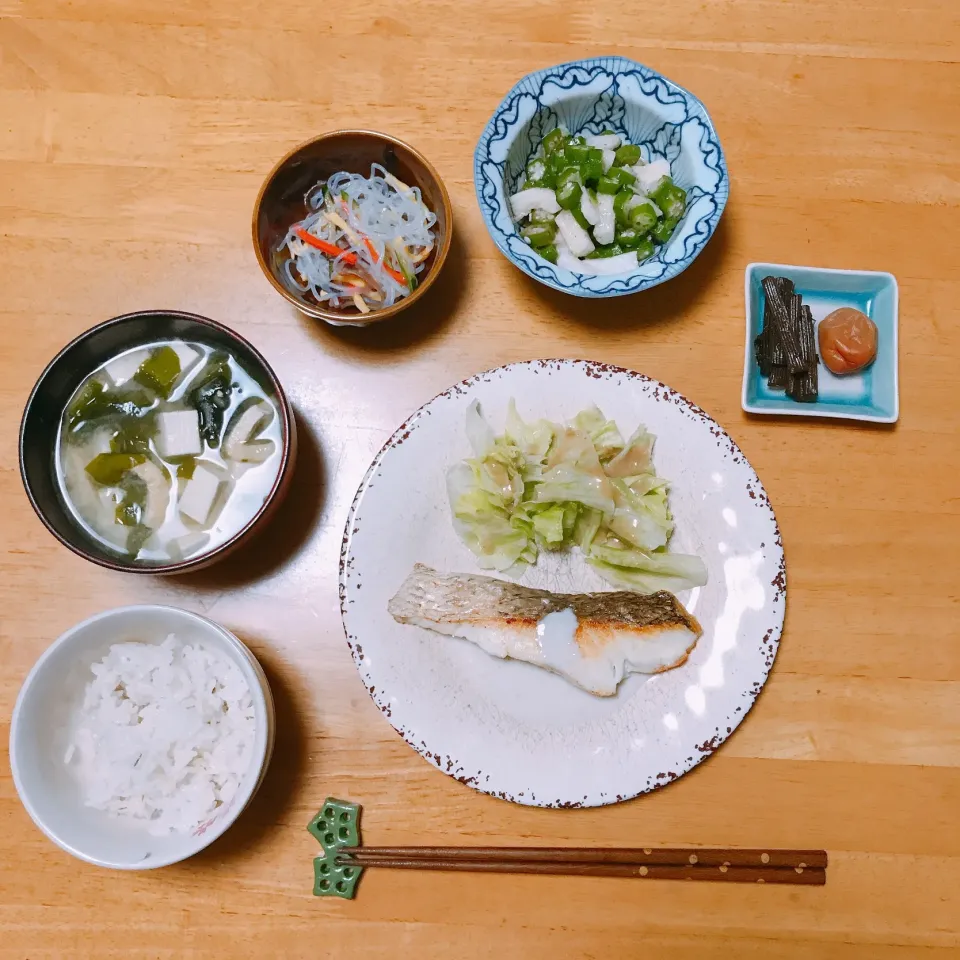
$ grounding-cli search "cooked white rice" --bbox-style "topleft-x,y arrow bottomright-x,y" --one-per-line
64,633 -> 256,836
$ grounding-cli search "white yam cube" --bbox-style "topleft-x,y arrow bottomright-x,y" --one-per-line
155,409 -> 202,459
510,187 -> 560,220
556,245 -> 584,272
584,133 -> 622,150
634,159 -> 671,194
555,211 -> 595,258
579,189 -> 600,226
593,194 -> 616,245
578,251 -> 639,275
178,463 -> 223,527
103,348 -> 149,387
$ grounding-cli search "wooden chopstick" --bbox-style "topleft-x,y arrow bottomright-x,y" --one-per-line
336,847 -> 827,885
339,846 -> 827,871
335,855 -> 824,885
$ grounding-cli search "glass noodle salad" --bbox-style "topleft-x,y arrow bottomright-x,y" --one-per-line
281,164 -> 437,314
510,127 -> 688,276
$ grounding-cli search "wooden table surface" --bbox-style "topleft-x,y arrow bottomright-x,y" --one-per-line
1,0 -> 958,956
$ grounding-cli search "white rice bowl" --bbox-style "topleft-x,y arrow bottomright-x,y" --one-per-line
10,605 -> 274,869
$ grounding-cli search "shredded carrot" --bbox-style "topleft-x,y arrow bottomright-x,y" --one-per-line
294,197 -> 415,315
335,200 -> 407,286
294,227 -> 356,264
361,236 -> 407,285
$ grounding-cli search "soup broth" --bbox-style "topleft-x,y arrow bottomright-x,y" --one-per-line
56,340 -> 283,564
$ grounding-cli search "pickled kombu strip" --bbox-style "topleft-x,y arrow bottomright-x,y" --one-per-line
769,278 -> 791,370
769,364 -> 790,390
805,304 -> 819,397
755,277 -> 819,401
787,302 -> 819,402
754,288 -> 776,376
786,292 -> 805,396
761,276 -> 805,373
798,305 -> 819,401
755,277 -> 793,377
789,292 -> 802,363
754,332 -> 772,377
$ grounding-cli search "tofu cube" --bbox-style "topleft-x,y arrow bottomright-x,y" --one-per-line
169,530 -> 210,560
178,463 -> 223,526
103,348 -> 149,387
155,409 -> 203,459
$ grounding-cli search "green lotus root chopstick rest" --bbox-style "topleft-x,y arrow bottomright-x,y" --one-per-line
308,798 -> 363,898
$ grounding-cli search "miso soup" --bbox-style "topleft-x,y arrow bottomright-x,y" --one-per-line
56,340 -> 283,564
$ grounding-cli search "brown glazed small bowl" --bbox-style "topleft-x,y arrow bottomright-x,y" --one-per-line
19,310 -> 297,575
252,130 -> 453,326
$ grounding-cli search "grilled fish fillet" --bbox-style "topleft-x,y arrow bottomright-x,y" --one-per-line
388,564 -> 702,696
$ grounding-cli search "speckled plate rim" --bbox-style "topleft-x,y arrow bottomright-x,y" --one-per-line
340,360 -> 785,807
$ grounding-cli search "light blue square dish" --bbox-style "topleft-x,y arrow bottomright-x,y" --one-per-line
474,57 -> 729,298
742,262 -> 899,423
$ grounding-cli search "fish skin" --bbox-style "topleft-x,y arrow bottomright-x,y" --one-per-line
389,563 -> 700,630
388,564 -> 702,696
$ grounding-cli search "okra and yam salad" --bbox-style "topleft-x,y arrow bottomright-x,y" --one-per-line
510,127 -> 688,275
280,164 -> 437,314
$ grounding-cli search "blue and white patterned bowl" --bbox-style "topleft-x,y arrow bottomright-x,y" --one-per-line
475,57 -> 729,298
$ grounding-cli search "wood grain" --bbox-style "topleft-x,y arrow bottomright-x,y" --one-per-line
1,0 -> 958,955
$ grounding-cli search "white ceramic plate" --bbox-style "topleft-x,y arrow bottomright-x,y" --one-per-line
340,360 -> 785,807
